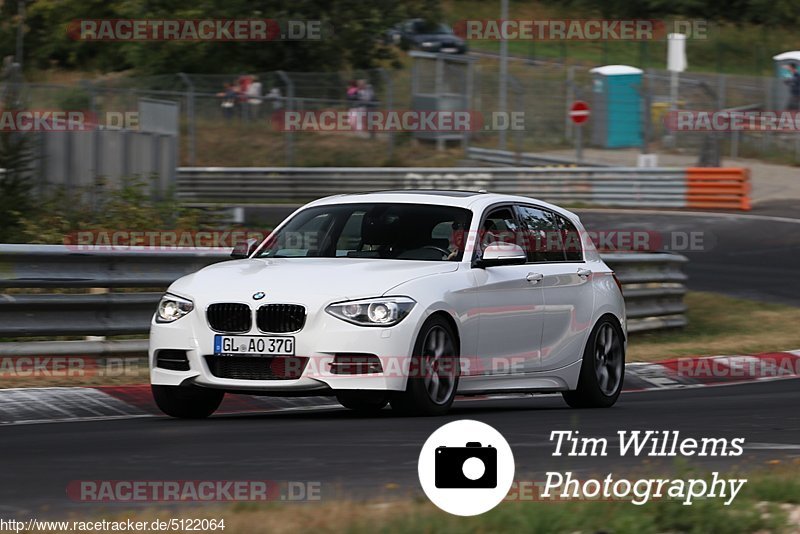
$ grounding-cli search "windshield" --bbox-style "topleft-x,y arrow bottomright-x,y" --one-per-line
412,21 -> 453,35
256,203 -> 473,261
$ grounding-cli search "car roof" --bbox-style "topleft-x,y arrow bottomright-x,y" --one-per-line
305,190 -> 580,222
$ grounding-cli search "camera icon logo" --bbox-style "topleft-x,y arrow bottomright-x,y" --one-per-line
435,442 -> 497,488
418,420 -> 515,516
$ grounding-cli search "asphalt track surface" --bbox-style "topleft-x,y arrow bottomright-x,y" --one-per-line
578,206 -> 800,305
1,207 -> 799,516
1,380 -> 799,516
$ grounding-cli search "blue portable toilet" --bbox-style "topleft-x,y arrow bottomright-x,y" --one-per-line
772,51 -> 800,110
590,65 -> 643,148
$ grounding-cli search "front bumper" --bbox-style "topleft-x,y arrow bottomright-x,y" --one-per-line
149,307 -> 420,393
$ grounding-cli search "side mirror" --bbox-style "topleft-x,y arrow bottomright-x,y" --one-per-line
231,238 -> 260,259
475,242 -> 526,268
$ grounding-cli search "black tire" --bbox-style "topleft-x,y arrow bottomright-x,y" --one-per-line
390,315 -> 459,416
562,316 -> 625,409
151,384 -> 224,419
335,391 -> 389,414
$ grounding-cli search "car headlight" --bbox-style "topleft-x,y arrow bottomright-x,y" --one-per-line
326,297 -> 416,327
156,294 -> 194,323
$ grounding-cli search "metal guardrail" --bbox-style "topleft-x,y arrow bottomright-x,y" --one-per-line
0,246 -> 687,356
601,252 -> 688,333
465,147 -> 607,167
177,166 -> 695,208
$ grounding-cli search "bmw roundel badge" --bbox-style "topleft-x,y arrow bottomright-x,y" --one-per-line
253,292 -> 266,300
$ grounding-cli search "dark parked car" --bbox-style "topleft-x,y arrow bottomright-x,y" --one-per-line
386,19 -> 467,54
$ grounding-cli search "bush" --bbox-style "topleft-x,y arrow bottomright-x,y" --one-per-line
0,132 -> 35,242
15,175 -> 210,244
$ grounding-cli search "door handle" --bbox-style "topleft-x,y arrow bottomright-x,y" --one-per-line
577,268 -> 592,278
526,272 -> 544,283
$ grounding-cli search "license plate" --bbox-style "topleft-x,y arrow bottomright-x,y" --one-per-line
441,47 -> 457,53
214,335 -> 295,356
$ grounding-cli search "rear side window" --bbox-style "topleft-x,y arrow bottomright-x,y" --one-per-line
516,205 -> 564,262
557,215 -> 583,261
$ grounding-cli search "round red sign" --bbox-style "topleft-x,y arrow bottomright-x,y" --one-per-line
569,101 -> 590,124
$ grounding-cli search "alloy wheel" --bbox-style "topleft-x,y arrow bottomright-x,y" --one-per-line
421,326 -> 457,405
594,323 -> 623,396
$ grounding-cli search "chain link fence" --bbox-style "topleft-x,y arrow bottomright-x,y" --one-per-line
4,60 -> 800,167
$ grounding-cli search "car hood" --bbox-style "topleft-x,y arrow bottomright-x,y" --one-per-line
169,257 -> 459,307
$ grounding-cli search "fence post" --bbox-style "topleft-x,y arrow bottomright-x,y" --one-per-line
497,0 -> 509,150
464,58 -> 474,156
178,73 -> 196,166
641,72 -> 651,154
381,68 -> 393,161
565,65 -> 575,141
434,57 -> 446,151
510,76 -> 523,161
276,71 -> 294,166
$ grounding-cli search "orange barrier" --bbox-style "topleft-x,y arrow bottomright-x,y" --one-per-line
685,167 -> 751,211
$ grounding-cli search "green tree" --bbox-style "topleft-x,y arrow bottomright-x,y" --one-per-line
11,0 -> 443,74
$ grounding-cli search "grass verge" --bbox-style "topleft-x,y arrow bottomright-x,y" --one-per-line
628,291 -> 800,362
25,466 -> 800,533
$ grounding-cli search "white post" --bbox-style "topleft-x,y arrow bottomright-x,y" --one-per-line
666,33 -> 687,148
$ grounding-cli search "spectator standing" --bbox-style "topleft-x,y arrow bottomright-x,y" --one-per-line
357,79 -> 376,138
217,83 -> 237,120
267,87 -> 283,110
236,76 -> 251,119
247,75 -> 263,120
346,80 -> 360,131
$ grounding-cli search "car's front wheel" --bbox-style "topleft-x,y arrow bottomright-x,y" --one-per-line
391,315 -> 459,416
336,391 -> 389,414
562,317 -> 625,408
151,384 -> 224,418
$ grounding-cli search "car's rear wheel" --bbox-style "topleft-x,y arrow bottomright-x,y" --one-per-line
151,384 -> 224,418
335,391 -> 389,414
391,315 -> 459,416
562,317 -> 625,408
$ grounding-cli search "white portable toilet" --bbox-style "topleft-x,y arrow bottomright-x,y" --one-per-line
772,51 -> 800,109
589,65 -> 643,148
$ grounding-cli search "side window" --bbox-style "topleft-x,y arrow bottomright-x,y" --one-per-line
480,206 -> 519,251
516,205 -> 565,262
557,215 -> 583,261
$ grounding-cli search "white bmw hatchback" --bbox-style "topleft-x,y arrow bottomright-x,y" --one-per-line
150,191 -> 626,417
